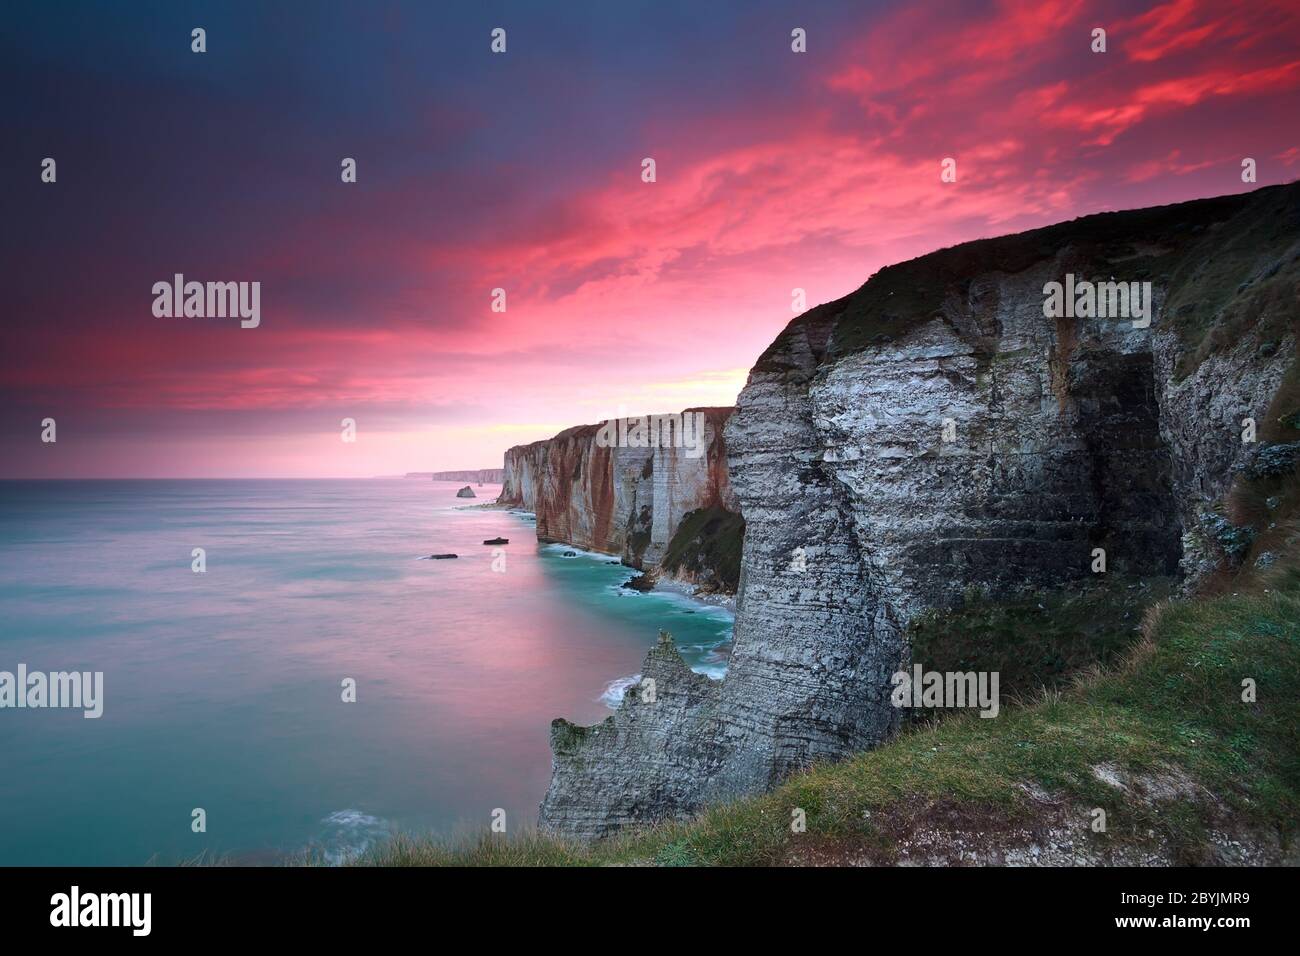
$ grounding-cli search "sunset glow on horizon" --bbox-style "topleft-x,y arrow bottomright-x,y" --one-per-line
4,0 -> 1299,477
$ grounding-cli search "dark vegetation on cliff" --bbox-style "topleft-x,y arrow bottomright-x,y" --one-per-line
755,183 -> 1299,379
659,504 -> 746,593
908,575 -> 1176,710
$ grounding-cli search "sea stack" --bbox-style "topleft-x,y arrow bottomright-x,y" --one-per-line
456,486 -> 476,498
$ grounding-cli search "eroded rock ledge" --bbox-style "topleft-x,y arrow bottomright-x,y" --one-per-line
539,184 -> 1300,840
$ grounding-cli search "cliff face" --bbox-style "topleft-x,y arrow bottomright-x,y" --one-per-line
498,407 -> 740,581
417,468 -> 505,482
539,184 -> 1300,839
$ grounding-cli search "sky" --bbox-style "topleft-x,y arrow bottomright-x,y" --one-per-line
2,0 -> 1298,478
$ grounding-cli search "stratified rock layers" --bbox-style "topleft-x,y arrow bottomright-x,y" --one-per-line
498,407 -> 737,571
539,184 -> 1300,839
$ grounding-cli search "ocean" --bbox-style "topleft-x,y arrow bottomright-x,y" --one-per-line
0,479 -> 732,865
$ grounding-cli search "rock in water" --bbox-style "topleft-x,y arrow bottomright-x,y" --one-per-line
456,486 -> 476,498
482,537 -> 509,545
620,572 -> 656,592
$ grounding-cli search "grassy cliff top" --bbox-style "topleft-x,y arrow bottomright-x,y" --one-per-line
752,183 -> 1299,380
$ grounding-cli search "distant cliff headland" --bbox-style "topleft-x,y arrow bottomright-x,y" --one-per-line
498,407 -> 743,594
407,469 -> 505,483
465,184 -> 1300,864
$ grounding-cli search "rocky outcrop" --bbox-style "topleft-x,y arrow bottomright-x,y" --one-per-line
539,183 -> 1300,840
1155,331 -> 1295,578
498,408 -> 742,587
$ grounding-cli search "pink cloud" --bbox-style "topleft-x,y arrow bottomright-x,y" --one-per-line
11,0 -> 1299,477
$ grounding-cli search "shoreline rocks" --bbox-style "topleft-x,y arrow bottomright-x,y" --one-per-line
620,571 -> 657,592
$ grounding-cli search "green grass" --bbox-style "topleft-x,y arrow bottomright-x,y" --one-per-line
358,555 -> 1300,866
909,575 -> 1175,705
659,504 -> 745,592
649,562 -> 1297,864
1161,187 -> 1300,377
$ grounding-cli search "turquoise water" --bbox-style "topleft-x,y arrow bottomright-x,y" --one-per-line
0,480 -> 732,865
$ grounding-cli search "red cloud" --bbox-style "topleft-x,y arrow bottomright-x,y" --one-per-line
9,0 -> 1299,476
